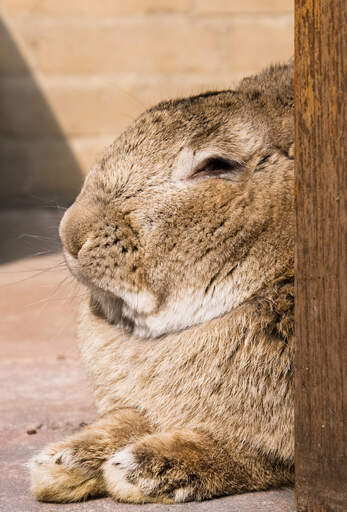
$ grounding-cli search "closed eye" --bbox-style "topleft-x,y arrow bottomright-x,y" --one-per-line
190,156 -> 243,179
257,154 -> 271,168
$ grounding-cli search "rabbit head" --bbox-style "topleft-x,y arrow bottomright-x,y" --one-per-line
60,63 -> 295,338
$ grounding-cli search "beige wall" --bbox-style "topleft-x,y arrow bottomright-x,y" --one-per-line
0,0 -> 293,206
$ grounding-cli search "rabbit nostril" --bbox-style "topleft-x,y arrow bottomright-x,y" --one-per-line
61,221 -> 91,258
59,204 -> 95,258
65,232 -> 89,258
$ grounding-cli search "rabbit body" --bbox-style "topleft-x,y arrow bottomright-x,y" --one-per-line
30,63 -> 295,504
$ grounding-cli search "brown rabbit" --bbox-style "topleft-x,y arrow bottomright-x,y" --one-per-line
29,62 -> 295,504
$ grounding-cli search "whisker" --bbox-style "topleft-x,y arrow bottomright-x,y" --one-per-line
0,260 -> 67,273
16,233 -> 60,241
0,262 -> 69,286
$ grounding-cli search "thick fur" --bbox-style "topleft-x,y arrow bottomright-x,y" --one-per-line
29,63 -> 295,503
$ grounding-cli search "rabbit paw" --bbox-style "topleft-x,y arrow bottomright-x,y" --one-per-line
103,435 -> 205,504
103,430 -> 294,504
29,441 -> 105,502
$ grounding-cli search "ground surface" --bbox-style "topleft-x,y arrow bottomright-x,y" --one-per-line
0,220 -> 296,511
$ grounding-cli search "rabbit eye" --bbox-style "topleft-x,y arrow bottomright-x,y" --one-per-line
191,157 -> 243,179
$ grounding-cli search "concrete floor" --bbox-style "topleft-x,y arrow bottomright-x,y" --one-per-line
0,212 -> 296,512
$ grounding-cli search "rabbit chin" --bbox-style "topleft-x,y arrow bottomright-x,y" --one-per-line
89,266 -> 260,340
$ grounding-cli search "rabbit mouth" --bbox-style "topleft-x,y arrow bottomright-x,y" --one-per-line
89,288 -> 135,333
63,248 -> 158,337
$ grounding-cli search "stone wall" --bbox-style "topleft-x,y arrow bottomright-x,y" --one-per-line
0,0 -> 293,206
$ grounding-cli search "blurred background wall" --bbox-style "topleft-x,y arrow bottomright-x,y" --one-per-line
0,0 -> 293,261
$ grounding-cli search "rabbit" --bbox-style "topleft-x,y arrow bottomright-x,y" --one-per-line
29,62 -> 295,504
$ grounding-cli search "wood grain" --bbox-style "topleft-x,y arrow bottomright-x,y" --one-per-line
295,1 -> 346,511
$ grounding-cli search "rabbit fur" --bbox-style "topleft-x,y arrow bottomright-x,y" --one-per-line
29,62 -> 295,504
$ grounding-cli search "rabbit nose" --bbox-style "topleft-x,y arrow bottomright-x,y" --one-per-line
59,203 -> 95,258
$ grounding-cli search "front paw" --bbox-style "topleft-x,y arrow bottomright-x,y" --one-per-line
103,443 -> 196,504
29,442 -> 105,502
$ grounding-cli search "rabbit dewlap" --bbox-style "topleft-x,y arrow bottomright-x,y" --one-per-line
29,63 -> 295,504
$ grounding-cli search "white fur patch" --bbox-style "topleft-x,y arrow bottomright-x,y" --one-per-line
116,288 -> 156,316
88,255 -> 264,339
132,261 -> 263,338
173,147 -> 195,181
108,446 -> 138,471
103,448 -> 152,503
103,448 -> 174,504
174,486 -> 194,503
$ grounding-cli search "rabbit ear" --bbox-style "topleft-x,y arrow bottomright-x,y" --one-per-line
238,64 -> 294,156
239,62 -> 294,103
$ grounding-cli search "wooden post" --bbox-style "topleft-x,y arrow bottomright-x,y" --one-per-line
295,1 -> 346,511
